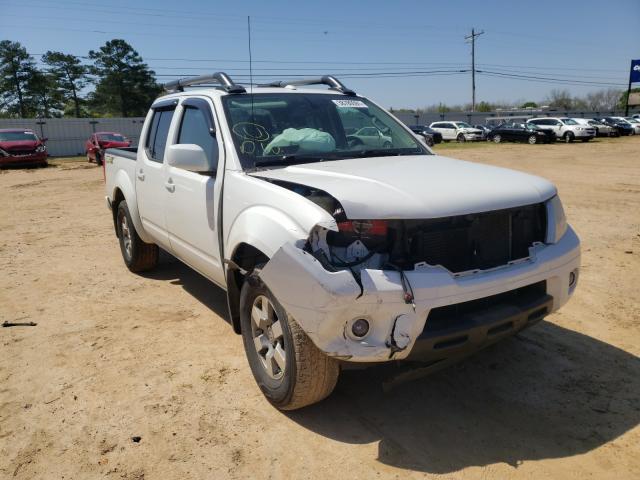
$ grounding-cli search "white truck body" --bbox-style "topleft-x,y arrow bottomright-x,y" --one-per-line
104,75 -> 580,408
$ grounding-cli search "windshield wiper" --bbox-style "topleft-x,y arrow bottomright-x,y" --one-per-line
351,148 -> 423,158
251,154 -> 334,169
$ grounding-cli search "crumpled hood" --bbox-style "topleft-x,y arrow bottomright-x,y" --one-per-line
461,128 -> 483,134
251,154 -> 557,219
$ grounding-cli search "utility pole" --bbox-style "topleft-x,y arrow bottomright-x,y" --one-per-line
465,28 -> 484,112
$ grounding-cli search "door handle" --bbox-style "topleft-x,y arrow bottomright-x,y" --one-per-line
137,169 -> 145,181
165,178 -> 175,192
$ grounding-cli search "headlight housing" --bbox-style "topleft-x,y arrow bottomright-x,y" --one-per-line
35,145 -> 46,152
546,195 -> 567,243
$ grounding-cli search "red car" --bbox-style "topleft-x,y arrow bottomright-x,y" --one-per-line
0,129 -> 48,168
85,131 -> 131,165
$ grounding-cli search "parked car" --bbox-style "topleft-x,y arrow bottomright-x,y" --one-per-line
408,125 -> 442,146
85,131 -> 131,166
632,114 -> 640,120
346,126 -> 393,148
595,117 -> 633,136
0,129 -> 48,168
527,117 -> 595,143
429,121 -> 484,142
610,117 -> 640,135
624,117 -> 640,134
472,124 -> 492,139
487,122 -> 555,144
572,118 -> 617,137
104,72 -> 580,410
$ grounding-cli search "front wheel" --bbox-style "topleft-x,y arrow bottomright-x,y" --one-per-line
240,270 -> 339,410
564,132 -> 575,143
457,133 -> 466,143
116,201 -> 158,272
528,135 -> 537,145
423,135 -> 434,147
492,134 -> 502,143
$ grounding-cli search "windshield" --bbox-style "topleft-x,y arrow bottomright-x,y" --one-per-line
98,133 -> 127,142
455,122 -> 473,128
221,93 -> 428,169
0,131 -> 38,142
560,118 -> 578,125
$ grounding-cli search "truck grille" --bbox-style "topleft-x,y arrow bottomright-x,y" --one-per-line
400,203 -> 546,273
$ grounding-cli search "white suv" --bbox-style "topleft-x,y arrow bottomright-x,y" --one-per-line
429,121 -> 484,142
527,117 -> 596,143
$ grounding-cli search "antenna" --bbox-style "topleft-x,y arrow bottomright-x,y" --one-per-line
247,16 -> 255,122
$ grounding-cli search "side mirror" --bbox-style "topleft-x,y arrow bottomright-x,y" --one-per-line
166,144 -> 210,173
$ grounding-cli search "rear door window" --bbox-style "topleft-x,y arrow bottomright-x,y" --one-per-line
146,109 -> 175,163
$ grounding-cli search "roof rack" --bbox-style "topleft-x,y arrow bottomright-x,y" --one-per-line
260,76 -> 356,95
163,72 -> 246,94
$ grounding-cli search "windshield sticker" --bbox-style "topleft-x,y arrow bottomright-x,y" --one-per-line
332,99 -> 368,108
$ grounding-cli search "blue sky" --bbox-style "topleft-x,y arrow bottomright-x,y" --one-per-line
1,0 -> 639,108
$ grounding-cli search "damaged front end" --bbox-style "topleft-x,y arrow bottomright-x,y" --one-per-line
258,182 -> 579,364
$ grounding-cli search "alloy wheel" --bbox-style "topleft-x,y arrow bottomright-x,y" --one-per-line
120,213 -> 132,260
251,295 -> 286,379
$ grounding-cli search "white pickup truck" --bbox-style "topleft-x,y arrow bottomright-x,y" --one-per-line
105,73 -> 581,410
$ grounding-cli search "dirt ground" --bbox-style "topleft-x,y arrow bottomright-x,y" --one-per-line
1,137 -> 639,479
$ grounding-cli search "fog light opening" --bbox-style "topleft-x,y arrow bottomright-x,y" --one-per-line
351,318 -> 370,338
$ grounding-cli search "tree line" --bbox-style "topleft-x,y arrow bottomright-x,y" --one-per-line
0,39 -> 161,118
394,87 -> 631,115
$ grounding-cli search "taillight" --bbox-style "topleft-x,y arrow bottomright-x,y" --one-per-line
337,220 -> 388,237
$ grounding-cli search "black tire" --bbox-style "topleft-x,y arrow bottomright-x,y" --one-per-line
116,201 -> 158,272
240,270 -> 339,410
564,132 -> 574,143
528,135 -> 537,145
95,152 -> 103,166
492,134 -> 502,143
424,135 -> 435,147
456,133 -> 466,143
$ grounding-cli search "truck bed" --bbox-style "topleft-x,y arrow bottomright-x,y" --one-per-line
105,146 -> 137,161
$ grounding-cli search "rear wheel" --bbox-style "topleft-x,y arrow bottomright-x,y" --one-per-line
457,133 -> 466,143
116,201 -> 158,272
423,135 -> 434,147
528,135 -> 537,145
564,132 -> 575,143
240,270 -> 339,410
493,134 -> 502,143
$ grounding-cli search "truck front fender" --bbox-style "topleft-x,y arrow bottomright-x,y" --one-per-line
226,205 -> 316,261
111,170 -> 153,244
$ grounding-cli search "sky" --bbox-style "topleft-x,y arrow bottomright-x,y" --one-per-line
1,0 -> 639,109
